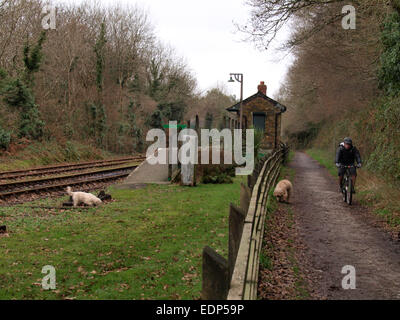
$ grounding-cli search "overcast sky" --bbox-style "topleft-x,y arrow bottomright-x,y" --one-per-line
56,0 -> 292,99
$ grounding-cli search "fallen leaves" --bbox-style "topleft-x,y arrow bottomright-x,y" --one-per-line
258,206 -> 315,300
117,283 -> 130,292
181,272 -> 197,283
141,256 -> 151,261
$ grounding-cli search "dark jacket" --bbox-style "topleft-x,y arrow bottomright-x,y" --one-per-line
335,143 -> 362,166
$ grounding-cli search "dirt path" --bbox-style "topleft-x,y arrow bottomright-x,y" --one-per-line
290,151 -> 400,299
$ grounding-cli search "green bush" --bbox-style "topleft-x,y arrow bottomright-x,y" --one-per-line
64,141 -> 80,161
200,165 -> 235,184
63,123 -> 74,139
0,126 -> 11,149
19,106 -> 44,139
1,78 -> 35,108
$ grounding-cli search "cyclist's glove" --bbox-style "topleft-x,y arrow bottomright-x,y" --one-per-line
335,163 -> 341,168
357,163 -> 362,168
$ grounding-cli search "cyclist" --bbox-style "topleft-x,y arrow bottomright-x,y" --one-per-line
335,137 -> 362,193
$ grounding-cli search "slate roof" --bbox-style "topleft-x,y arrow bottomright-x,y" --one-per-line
226,91 -> 287,114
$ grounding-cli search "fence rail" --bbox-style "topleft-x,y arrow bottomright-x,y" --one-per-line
201,144 -> 289,300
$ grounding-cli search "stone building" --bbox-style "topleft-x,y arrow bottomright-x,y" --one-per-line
226,81 -> 287,150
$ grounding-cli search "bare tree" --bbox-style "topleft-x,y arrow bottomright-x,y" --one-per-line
0,0 -> 199,153
239,0 -> 391,50
278,1 -> 384,136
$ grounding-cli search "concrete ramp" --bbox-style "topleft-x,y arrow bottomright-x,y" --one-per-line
117,149 -> 169,188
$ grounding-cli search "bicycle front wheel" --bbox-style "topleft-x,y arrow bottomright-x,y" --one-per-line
346,177 -> 353,205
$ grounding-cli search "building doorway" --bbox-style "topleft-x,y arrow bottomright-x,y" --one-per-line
253,112 -> 266,132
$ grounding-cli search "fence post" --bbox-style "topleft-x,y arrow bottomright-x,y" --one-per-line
201,246 -> 229,300
240,183 -> 251,213
228,204 -> 246,281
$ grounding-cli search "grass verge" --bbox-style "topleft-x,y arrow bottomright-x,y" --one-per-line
0,176 -> 245,299
0,140 -> 114,172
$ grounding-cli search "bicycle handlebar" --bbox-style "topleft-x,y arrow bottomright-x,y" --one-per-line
339,164 -> 361,169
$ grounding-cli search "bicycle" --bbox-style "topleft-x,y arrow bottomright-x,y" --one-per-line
340,164 -> 356,205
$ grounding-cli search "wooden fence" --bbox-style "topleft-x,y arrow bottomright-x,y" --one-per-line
201,144 -> 289,300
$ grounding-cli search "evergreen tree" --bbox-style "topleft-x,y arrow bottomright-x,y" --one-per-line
23,31 -> 46,86
0,32 -> 46,140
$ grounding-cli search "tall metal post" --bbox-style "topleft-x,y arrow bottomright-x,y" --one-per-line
239,74 -> 243,130
228,73 -> 244,129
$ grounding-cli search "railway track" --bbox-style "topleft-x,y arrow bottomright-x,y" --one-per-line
0,156 -> 145,180
0,157 -> 145,203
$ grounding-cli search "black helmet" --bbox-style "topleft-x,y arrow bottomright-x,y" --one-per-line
343,137 -> 353,145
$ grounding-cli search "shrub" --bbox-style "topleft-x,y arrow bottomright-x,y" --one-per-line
0,127 -> 11,150
199,165 -> 235,184
19,106 -> 44,139
64,141 -> 80,161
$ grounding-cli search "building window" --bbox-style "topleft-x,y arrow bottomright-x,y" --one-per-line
253,112 -> 266,132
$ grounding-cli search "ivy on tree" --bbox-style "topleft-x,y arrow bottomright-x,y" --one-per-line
0,31 -> 46,142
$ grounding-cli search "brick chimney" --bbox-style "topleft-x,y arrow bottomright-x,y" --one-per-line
257,81 -> 267,95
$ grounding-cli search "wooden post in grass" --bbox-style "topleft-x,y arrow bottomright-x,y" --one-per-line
247,174 -> 252,189
248,165 -> 259,190
228,204 -> 246,281
201,246 -> 229,300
